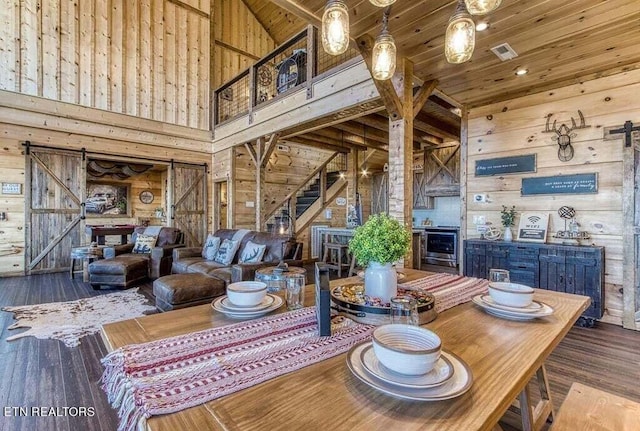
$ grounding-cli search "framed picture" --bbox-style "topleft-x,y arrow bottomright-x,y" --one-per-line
86,181 -> 131,217
517,212 -> 549,243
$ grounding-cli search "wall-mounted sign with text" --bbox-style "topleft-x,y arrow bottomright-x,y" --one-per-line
475,154 -> 536,176
521,173 -> 598,195
1,183 -> 23,195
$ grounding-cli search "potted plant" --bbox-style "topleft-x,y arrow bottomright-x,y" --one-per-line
501,205 -> 517,242
349,214 -> 411,303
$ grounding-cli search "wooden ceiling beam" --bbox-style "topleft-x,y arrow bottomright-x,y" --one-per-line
413,80 -> 438,118
268,0 -> 322,28
414,111 -> 460,142
331,123 -> 388,146
283,137 -> 351,153
303,131 -> 369,150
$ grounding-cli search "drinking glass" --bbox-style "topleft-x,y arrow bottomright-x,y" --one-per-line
285,274 -> 306,310
389,296 -> 419,325
489,268 -> 510,283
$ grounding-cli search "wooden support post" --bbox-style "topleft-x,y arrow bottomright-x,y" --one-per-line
388,59 -> 414,267
255,137 -> 264,231
459,107 -> 468,275
349,148 -> 359,220
306,25 -> 316,99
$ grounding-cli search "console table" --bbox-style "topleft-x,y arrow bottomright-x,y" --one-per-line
464,239 -> 604,325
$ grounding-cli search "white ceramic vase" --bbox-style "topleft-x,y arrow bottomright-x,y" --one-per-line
364,261 -> 397,304
503,226 -> 513,242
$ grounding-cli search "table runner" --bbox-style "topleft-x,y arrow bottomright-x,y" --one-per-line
101,308 -> 374,431
101,274 -> 488,431
402,273 -> 489,313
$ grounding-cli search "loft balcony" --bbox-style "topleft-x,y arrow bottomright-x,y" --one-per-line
212,26 -> 382,151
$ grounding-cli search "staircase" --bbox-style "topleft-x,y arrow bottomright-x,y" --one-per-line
295,171 -> 341,218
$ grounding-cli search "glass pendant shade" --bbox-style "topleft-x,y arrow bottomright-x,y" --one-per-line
372,32 -> 396,80
445,2 -> 475,64
464,0 -> 502,15
322,0 -> 350,55
369,0 -> 396,6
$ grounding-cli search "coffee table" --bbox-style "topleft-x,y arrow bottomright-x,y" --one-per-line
101,269 -> 589,431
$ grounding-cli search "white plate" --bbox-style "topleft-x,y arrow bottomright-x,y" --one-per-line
220,294 -> 275,312
472,295 -> 554,320
357,271 -> 406,281
477,295 -> 544,313
212,294 -> 283,319
360,345 -> 454,389
346,342 -> 473,401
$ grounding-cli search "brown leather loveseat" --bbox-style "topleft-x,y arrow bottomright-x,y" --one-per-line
171,229 -> 303,286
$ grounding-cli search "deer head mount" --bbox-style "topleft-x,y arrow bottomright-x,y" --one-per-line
542,110 -> 590,162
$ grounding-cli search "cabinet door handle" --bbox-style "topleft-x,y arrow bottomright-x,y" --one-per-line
559,275 -> 564,284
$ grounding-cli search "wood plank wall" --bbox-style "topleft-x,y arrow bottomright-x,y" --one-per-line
0,92 -> 213,276
212,0 -> 276,89
467,69 -> 640,327
0,0 -> 211,129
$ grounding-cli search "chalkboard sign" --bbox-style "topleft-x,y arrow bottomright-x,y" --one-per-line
475,154 -> 536,176
521,173 -> 598,196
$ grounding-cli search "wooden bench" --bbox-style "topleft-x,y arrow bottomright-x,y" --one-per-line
551,382 -> 640,431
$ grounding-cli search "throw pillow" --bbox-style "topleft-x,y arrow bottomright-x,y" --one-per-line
239,241 -> 267,264
132,234 -> 157,254
213,239 -> 240,265
201,234 -> 221,261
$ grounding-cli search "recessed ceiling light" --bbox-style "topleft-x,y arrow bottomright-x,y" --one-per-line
476,22 -> 489,31
515,68 -> 528,76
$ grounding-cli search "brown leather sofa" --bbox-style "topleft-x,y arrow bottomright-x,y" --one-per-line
171,229 -> 303,286
89,227 -> 184,288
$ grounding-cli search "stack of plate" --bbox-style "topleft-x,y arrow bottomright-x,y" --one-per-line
472,294 -> 554,321
346,341 -> 473,401
211,294 -> 283,319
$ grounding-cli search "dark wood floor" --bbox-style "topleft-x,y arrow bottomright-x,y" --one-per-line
1,272 -> 639,431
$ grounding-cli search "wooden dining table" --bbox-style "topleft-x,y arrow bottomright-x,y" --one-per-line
100,269 -> 590,431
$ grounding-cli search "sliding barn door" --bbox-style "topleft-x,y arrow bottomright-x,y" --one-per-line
623,138 -> 640,329
170,163 -> 207,247
25,147 -> 86,274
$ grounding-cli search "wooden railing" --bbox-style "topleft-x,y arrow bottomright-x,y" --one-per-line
213,26 -> 360,126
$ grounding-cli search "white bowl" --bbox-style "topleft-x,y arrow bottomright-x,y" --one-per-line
488,282 -> 534,308
372,324 -> 441,376
226,281 -> 267,307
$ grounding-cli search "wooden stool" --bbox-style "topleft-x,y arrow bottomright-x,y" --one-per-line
551,382 -> 640,431
348,254 -> 359,277
322,242 -> 351,278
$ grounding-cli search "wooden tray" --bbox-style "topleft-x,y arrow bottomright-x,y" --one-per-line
330,283 -> 437,326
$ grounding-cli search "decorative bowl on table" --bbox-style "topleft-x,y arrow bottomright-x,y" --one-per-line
226,281 -> 268,307
372,324 -> 442,376
488,282 -> 534,308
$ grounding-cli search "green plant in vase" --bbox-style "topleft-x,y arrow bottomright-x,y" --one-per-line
349,214 -> 411,303
500,205 -> 517,242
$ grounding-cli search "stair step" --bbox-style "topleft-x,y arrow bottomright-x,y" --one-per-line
297,196 -> 318,205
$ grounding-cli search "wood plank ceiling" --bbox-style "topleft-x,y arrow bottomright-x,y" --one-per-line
234,0 -> 639,159
244,0 -> 640,108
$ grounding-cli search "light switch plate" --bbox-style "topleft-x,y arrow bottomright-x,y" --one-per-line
245,201 -> 255,208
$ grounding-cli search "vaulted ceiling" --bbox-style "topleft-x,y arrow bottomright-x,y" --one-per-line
244,0 -> 640,108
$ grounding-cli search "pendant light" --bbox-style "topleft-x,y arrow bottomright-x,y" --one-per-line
445,0 -> 475,64
464,0 -> 502,15
322,0 -> 350,55
372,8 -> 396,80
369,0 -> 396,6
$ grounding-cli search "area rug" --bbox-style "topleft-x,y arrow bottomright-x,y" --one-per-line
2,289 -> 156,348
